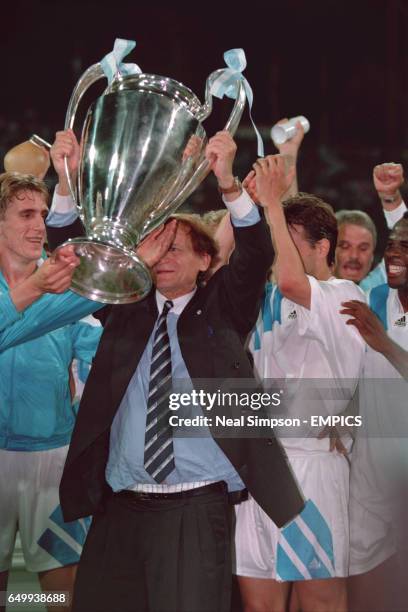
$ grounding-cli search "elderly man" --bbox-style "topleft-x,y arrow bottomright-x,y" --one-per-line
0,170 -> 178,612
46,129 -> 303,612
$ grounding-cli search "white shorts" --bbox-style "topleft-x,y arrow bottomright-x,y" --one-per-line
0,447 -> 91,572
348,437 -> 401,575
235,451 -> 349,581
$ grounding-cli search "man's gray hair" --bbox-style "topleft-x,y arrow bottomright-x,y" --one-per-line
335,209 -> 377,248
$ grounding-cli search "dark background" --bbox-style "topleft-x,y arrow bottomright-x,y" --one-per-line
1,0 -> 408,254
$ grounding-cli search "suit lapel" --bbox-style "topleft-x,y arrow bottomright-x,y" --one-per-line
177,284 -> 215,379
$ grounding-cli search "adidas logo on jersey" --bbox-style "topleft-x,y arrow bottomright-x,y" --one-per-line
288,310 -> 297,320
394,315 -> 406,327
308,558 -> 321,570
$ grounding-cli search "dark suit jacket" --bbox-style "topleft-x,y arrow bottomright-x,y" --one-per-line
50,218 -> 304,527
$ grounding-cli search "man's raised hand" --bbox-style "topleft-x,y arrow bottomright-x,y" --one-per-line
253,155 -> 296,207
33,245 -> 80,294
50,129 -> 80,195
136,220 -> 178,268
205,131 -> 237,189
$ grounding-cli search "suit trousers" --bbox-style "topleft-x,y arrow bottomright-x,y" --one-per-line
72,483 -> 233,612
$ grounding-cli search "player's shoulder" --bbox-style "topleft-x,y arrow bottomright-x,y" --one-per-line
311,276 -> 366,302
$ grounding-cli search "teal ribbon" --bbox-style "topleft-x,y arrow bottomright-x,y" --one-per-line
100,38 -> 142,84
210,48 -> 264,157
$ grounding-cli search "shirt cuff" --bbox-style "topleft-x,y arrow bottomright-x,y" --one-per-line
49,188 -> 77,214
47,187 -> 79,227
46,209 -> 79,228
223,189 -> 261,227
384,201 -> 407,229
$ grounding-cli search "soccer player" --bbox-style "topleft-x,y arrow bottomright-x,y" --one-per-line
235,156 -> 366,612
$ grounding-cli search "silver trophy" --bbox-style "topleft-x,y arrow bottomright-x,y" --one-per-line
60,62 -> 246,304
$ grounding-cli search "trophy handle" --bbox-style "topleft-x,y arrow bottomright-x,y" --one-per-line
64,63 -> 107,211
198,68 -> 246,131
163,70 -> 246,215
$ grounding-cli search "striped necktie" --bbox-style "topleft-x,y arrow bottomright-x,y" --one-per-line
144,299 -> 175,483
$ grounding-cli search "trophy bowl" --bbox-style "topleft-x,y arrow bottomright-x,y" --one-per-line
59,63 -> 246,304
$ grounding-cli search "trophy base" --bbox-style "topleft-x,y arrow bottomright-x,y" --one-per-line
57,238 -> 152,304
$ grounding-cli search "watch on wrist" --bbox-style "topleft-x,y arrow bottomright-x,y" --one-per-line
380,193 -> 399,204
218,176 -> 242,195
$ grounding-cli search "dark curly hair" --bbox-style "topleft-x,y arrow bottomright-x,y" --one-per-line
283,192 -> 338,266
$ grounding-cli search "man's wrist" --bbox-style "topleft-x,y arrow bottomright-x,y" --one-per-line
10,274 -> 44,312
378,190 -> 403,211
25,273 -> 44,299
56,179 -> 71,197
382,338 -> 399,360
278,149 -> 299,161
263,195 -> 282,209
218,177 -> 243,202
217,174 -> 236,191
